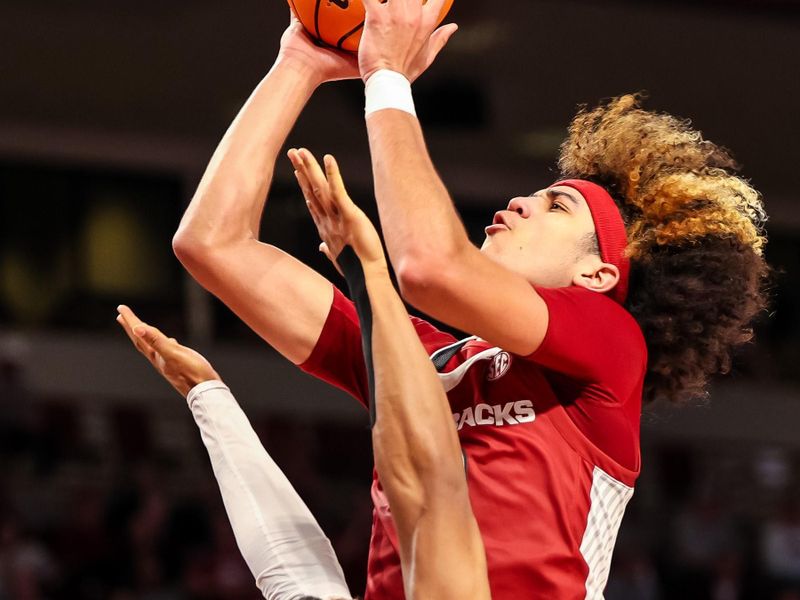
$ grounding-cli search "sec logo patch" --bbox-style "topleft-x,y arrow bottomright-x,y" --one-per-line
487,351 -> 511,381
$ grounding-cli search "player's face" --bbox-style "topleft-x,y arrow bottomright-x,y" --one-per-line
480,185 -> 600,287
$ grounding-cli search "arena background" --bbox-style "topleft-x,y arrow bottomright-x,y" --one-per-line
1,1 -> 799,598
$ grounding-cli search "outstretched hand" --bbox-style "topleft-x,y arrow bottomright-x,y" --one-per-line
359,0 -> 458,83
288,148 -> 386,273
116,305 -> 220,398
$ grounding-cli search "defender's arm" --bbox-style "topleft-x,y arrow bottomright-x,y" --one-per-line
292,153 -> 491,600
359,257 -> 491,600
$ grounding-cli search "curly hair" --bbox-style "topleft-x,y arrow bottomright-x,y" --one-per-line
558,94 -> 769,403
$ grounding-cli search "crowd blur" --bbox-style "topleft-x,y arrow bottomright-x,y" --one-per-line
1,165 -> 799,600
0,356 -> 373,600
1,353 -> 800,600
2,0 -> 799,596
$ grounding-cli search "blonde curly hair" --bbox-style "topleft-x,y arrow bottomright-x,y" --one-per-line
558,94 -> 769,403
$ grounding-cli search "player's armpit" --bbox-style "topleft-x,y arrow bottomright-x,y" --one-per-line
397,244 -> 549,356
174,237 -> 334,365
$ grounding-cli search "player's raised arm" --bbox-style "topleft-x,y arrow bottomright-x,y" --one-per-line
358,0 -> 549,356
172,14 -> 358,365
115,306 -> 352,600
291,149 -> 491,600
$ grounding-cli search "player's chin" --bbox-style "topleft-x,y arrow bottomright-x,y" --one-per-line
480,238 -> 503,262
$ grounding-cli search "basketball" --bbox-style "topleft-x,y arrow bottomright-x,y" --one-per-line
288,0 -> 455,52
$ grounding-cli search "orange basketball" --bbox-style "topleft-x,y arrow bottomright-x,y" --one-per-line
288,0 -> 455,52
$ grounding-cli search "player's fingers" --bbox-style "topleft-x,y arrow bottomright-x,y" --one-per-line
116,314 -> 142,350
294,168 -> 329,220
305,199 -> 324,230
299,148 -> 338,216
319,241 -> 333,261
298,148 -> 327,186
422,0 -> 448,23
287,148 -> 308,182
116,315 -> 159,365
287,148 -> 303,168
117,304 -> 145,331
116,311 -> 150,354
323,155 -> 352,215
117,305 -> 160,356
134,324 -> 181,367
320,242 -> 344,276
427,23 -> 458,61
134,323 -> 170,353
288,148 -> 314,192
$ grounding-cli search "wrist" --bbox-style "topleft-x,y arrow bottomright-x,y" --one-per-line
364,69 -> 416,118
361,257 -> 390,279
273,54 -> 326,90
185,379 -> 228,406
361,62 -> 398,84
189,374 -> 220,391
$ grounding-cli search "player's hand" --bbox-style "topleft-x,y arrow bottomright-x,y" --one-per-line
359,0 -> 458,83
278,11 -> 360,85
288,148 -> 386,272
116,305 -> 220,398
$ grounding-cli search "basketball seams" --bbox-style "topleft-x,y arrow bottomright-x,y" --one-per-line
313,0 -> 323,40
317,0 -> 365,52
336,20 -> 364,50
290,0 -> 452,52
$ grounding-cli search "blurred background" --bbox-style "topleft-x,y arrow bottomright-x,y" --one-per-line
1,0 -> 799,598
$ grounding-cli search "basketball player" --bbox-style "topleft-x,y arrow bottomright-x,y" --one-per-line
174,3 -> 768,598
115,155 -> 492,597
116,306 -> 353,600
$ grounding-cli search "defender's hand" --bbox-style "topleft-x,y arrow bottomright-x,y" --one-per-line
288,148 -> 386,272
116,305 -> 220,398
359,0 -> 457,83
278,11 -> 360,85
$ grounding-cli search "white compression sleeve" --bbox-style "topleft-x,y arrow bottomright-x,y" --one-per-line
186,380 -> 352,600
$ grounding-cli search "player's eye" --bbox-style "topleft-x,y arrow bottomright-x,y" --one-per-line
550,201 -> 565,211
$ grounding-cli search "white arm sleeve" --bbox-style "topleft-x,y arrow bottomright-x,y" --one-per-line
186,380 -> 352,600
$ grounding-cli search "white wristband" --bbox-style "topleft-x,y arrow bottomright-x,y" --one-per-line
364,69 -> 416,118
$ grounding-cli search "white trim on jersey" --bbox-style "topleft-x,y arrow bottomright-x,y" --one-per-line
431,339 -> 502,392
580,466 -> 635,600
430,336 -> 476,366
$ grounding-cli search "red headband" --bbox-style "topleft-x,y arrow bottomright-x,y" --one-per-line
551,179 -> 629,304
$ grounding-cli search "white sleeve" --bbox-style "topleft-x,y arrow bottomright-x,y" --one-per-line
186,380 -> 352,600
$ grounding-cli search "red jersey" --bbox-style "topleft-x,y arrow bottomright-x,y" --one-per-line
301,285 -> 646,599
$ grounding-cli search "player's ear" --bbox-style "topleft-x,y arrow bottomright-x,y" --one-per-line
572,261 -> 620,294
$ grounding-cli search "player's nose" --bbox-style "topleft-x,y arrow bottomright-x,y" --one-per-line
507,196 -> 532,218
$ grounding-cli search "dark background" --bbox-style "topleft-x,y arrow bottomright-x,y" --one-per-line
1,1 -> 799,598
